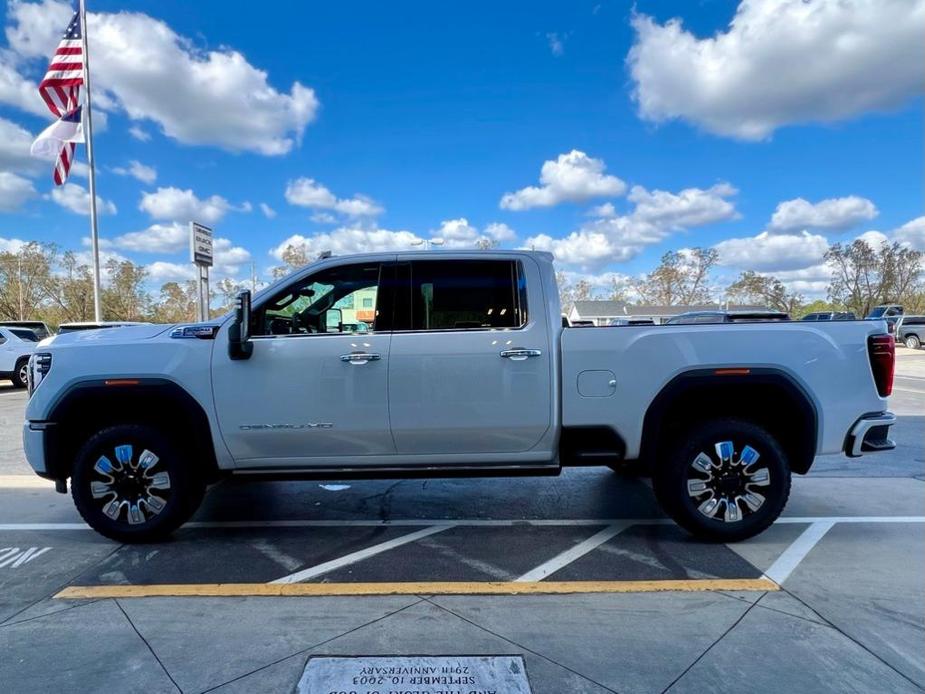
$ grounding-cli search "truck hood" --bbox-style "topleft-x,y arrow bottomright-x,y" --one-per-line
41,324 -> 176,347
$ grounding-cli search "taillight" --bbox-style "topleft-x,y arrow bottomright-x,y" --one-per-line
868,334 -> 894,397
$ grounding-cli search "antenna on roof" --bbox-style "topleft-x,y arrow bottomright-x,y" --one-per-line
317,250 -> 332,260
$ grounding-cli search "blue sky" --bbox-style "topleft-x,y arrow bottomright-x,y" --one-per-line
1,0 -> 923,298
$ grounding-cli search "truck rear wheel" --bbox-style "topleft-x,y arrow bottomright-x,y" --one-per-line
71,424 -> 204,543
653,418 -> 791,542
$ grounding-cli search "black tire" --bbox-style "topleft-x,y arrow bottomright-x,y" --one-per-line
653,418 -> 791,542
904,335 -> 921,350
71,424 -> 204,542
11,358 -> 29,388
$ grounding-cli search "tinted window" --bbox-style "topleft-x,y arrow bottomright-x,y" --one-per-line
905,317 -> 925,326
255,263 -> 381,336
9,328 -> 38,341
405,260 -> 526,331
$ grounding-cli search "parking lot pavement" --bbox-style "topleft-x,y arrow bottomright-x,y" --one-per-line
1,356 -> 924,693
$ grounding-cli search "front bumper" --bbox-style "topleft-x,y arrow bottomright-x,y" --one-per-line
22,421 -> 52,476
845,412 -> 897,458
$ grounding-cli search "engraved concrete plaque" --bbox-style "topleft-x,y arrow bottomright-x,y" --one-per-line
297,655 -> 533,693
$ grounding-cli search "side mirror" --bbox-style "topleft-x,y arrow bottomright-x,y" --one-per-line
228,290 -> 253,360
325,308 -> 343,333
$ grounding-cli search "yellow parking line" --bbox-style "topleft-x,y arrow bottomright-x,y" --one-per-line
55,577 -> 779,599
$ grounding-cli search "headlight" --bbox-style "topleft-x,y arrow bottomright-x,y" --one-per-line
28,352 -> 52,396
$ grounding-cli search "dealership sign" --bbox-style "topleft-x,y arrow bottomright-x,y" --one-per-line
190,222 -> 213,267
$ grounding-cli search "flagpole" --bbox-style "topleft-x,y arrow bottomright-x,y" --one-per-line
79,0 -> 102,322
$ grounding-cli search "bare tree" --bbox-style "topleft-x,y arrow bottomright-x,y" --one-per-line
826,240 -> 923,316
0,242 -> 56,321
726,271 -> 803,314
634,248 -> 718,305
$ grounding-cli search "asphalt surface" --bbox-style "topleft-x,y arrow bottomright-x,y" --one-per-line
0,350 -> 923,693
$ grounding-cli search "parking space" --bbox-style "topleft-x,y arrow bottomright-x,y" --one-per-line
1,352 -> 924,692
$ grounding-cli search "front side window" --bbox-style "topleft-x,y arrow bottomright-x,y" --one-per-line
253,263 -> 381,336
403,260 -> 526,331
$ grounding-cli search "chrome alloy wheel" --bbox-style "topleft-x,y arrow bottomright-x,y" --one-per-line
686,440 -> 771,523
90,444 -> 171,525
18,362 -> 28,385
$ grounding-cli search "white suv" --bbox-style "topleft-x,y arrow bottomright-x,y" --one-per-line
0,325 -> 39,388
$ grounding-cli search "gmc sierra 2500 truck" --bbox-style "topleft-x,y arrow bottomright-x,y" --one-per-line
23,251 -> 896,542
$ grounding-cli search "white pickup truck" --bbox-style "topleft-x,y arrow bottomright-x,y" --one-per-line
23,251 -> 896,543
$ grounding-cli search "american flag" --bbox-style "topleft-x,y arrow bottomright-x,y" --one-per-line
37,7 -> 84,185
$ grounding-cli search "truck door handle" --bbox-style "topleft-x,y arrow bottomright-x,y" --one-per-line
340,352 -> 381,365
500,348 -> 542,361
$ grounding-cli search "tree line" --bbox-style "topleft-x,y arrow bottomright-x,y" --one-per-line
558,240 -> 925,318
1,238 -> 922,328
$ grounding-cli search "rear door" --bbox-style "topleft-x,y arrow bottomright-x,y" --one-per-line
387,257 -> 552,455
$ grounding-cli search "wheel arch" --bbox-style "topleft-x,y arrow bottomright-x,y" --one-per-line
43,378 -> 221,483
640,368 -> 819,475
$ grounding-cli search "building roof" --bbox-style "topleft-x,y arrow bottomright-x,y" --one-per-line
571,300 -> 769,318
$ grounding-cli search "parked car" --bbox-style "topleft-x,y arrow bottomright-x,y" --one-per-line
0,325 -> 40,387
866,305 -> 904,333
665,310 -> 790,324
609,318 -> 656,326
896,315 -> 925,349
0,320 -> 52,339
23,251 -> 894,543
801,312 -> 857,321
57,321 -> 149,334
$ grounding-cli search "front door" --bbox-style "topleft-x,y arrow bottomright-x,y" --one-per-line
387,258 -> 552,455
212,260 -> 394,466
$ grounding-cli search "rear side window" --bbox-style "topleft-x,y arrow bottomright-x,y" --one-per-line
9,328 -> 38,341
905,317 -> 925,326
404,260 -> 527,331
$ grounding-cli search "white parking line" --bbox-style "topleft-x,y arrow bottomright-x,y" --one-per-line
269,525 -> 451,584
0,516 -> 923,532
764,521 -> 836,584
515,523 -> 629,582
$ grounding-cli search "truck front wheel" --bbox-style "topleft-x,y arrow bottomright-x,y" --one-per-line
71,424 -> 204,543
653,418 -> 791,542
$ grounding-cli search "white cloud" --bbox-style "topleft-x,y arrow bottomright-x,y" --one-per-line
0,171 -> 36,211
715,230 -> 829,271
525,182 -> 738,269
500,150 -> 627,211
894,216 -> 925,250
483,222 -> 517,243
285,178 -> 383,218
0,53 -> 47,116
546,32 -> 565,56
856,229 -> 890,249
50,182 -> 117,215
0,116 -> 41,174
587,202 -> 617,218
139,186 -> 234,224
270,227 -> 421,261
310,211 -> 337,224
0,235 -> 29,253
259,202 -> 276,219
113,222 -> 187,253
146,261 -> 195,284
5,0 -> 319,155
112,160 -> 157,184
769,196 -> 877,232
525,230 -> 625,267
627,182 -> 738,228
431,218 -> 517,249
628,0 -> 925,139
128,125 -> 150,142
